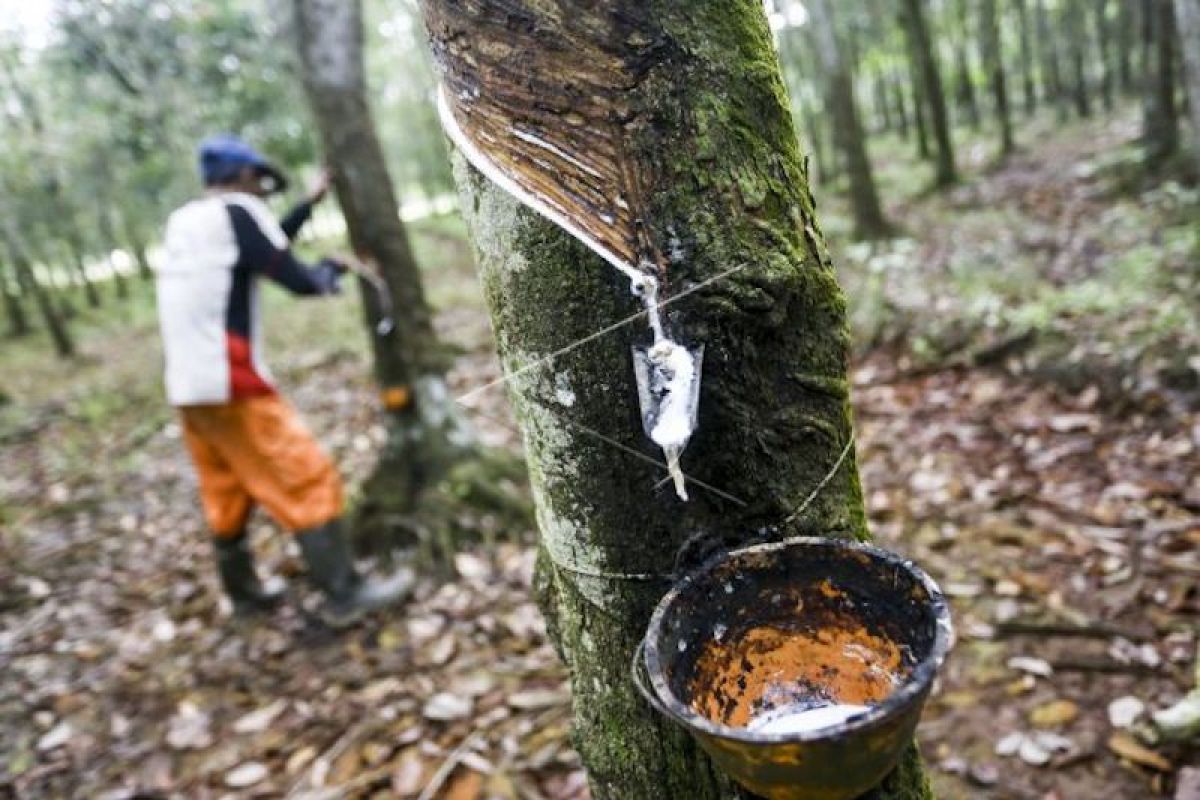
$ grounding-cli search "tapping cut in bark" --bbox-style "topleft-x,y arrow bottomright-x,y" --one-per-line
429,10 -> 706,499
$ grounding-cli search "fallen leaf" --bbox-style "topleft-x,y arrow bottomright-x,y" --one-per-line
508,688 -> 569,710
37,721 -> 72,752
391,749 -> 427,794
1007,656 -> 1054,677
1107,696 -> 1146,729
225,761 -> 269,788
165,703 -> 213,751
1030,699 -> 1079,728
1107,733 -> 1172,771
423,692 -> 472,721
233,699 -> 287,734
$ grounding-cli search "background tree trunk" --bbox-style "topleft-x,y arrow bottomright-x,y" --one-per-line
901,0 -> 958,185
1143,0 -> 1180,164
980,0 -> 1016,155
1118,0 -> 1138,92
1,260 -> 30,338
1037,0 -> 1070,119
292,0 -> 511,546
3,224 -> 74,358
809,0 -> 892,239
1176,0 -> 1200,173
1095,0 -> 1116,111
955,0 -> 983,129
1066,0 -> 1094,117
420,0 -> 935,797
1015,0 -> 1039,115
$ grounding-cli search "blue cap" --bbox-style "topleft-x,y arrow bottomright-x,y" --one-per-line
197,134 -> 288,193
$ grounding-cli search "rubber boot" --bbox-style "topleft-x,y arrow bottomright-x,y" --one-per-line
295,519 -> 413,628
213,532 -> 283,615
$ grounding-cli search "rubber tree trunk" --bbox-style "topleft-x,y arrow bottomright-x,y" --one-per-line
3,225 -> 74,358
910,61 -> 932,159
955,0 -> 982,129
1015,0 -> 1039,115
419,1 -> 936,797
980,0 -> 1016,155
1037,0 -> 1070,119
809,0 -> 892,239
901,0 -> 958,185
1177,0 -> 1200,174
892,71 -> 912,139
1143,0 -> 1180,164
1,260 -> 29,337
97,209 -> 129,301
1095,0 -> 1116,111
1066,0 -> 1094,117
1119,0 -> 1137,92
292,0 -> 478,533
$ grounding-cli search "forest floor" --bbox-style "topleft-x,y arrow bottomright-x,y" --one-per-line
2,107 -> 1199,800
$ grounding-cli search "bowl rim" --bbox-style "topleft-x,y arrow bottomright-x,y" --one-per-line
641,536 -> 954,744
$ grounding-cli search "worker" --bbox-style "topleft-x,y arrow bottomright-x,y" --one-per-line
156,134 -> 409,626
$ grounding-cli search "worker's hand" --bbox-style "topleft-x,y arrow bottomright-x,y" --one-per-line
320,255 -> 353,275
306,168 -> 332,205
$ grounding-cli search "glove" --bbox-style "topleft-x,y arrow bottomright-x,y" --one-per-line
314,258 -> 346,294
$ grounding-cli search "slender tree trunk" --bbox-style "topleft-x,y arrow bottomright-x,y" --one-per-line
911,60 -> 933,159
1095,0 -> 1116,111
875,74 -> 894,133
122,215 -> 154,280
1015,0 -> 1039,115
980,0 -> 1016,155
98,211 -> 130,301
892,71 -> 912,138
1,260 -> 29,337
1177,0 -> 1200,174
809,0 -> 892,239
956,0 -> 982,129
901,0 -> 958,185
1066,0 -> 1094,117
292,0 -> 516,544
4,226 -> 74,358
1037,0 -> 1070,119
1143,0 -> 1180,163
1119,0 -> 1137,92
419,1 -> 936,797
63,232 -> 100,308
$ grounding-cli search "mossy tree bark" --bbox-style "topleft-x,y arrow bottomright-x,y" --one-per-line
291,0 -> 525,549
1177,0 -> 1200,175
900,0 -> 958,186
419,0 -> 935,797
808,0 -> 892,240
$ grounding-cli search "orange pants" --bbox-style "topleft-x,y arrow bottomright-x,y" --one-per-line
180,395 -> 343,537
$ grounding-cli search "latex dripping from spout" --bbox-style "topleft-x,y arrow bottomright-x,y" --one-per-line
630,271 -> 703,501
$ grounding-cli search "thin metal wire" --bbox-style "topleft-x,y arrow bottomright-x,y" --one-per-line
781,437 -> 856,527
457,400 -> 748,508
453,262 -> 747,405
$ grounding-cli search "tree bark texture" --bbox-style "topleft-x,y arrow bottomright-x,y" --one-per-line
1143,0 -> 1180,163
808,0 -> 892,239
419,0 -> 935,798
1177,0 -> 1200,174
292,0 -> 476,525
900,0 -> 958,185
980,0 -> 1016,155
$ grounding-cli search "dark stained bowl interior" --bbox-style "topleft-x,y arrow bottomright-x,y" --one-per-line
641,537 -> 952,800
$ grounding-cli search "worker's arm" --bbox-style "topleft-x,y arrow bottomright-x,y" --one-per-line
279,200 -> 314,242
227,204 -> 343,296
279,170 -> 332,241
